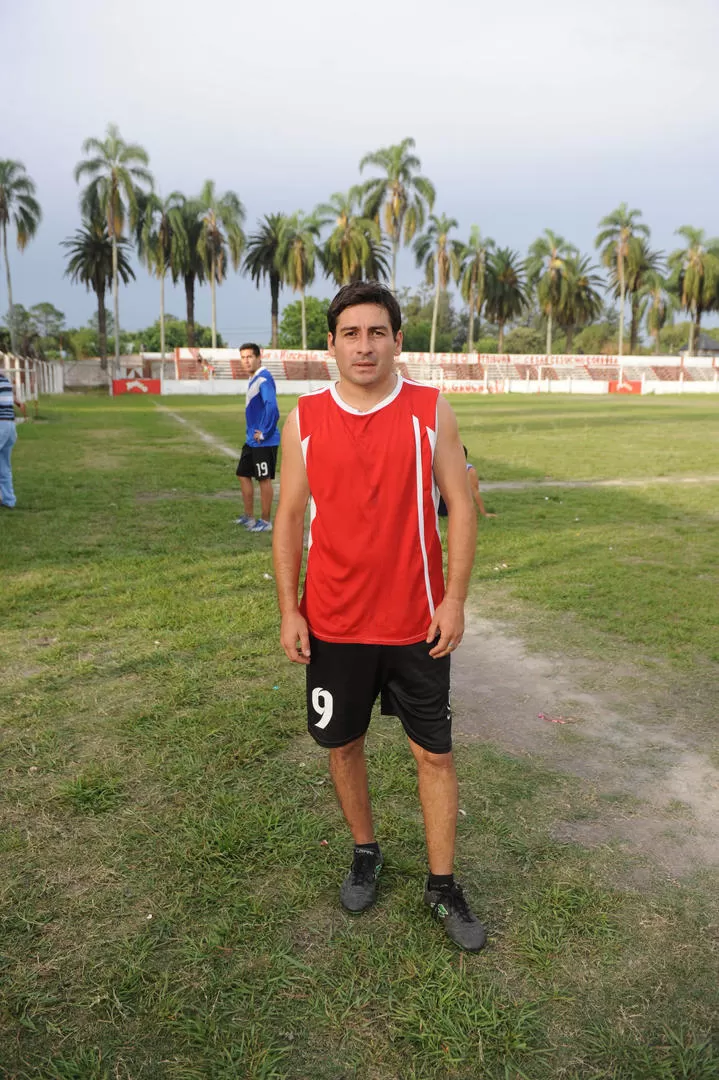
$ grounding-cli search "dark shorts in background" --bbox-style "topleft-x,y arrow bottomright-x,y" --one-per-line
236,444 -> 278,480
306,633 -> 452,754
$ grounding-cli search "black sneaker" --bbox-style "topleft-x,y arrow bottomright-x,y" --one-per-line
340,847 -> 383,913
424,880 -> 487,951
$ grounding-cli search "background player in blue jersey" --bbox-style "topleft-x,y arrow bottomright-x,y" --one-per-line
234,343 -> 281,533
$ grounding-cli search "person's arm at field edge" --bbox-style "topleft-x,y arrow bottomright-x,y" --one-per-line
468,465 -> 496,517
429,396 -> 477,658
272,408 -> 312,664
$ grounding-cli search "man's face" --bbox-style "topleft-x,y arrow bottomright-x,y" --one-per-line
328,304 -> 402,387
241,348 -> 261,373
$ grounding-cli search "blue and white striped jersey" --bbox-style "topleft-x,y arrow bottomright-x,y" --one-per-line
0,373 -> 16,421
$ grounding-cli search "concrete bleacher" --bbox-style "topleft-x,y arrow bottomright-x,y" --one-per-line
485,361 -> 520,380
651,366 -> 681,381
553,366 -> 591,380
586,365 -> 620,381
440,363 -> 484,380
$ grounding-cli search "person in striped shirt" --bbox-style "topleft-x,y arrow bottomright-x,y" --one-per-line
0,371 -> 26,509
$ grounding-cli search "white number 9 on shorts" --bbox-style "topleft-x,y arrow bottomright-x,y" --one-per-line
311,687 -> 334,729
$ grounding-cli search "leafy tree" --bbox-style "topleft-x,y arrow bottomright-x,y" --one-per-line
276,212 -> 321,349
244,213 -> 287,349
504,326 -> 544,354
170,197 -> 205,347
658,321 -> 692,355
595,202 -> 649,356
137,192 -> 187,358
399,288 -> 462,353
133,316 -> 223,351
667,226 -> 719,356
484,248 -> 528,352
526,230 -> 575,355
317,189 -> 389,288
29,302 -> 65,353
557,255 -> 604,352
0,160 -> 41,354
458,227 -> 494,352
197,180 -> 245,349
74,124 -> 152,365
66,325 -> 99,359
62,213 -> 135,366
278,296 -> 329,350
413,214 -> 461,353
2,304 -> 39,355
359,138 -> 435,292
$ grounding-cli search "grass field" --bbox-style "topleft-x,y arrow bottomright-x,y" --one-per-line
1,393 -> 718,1079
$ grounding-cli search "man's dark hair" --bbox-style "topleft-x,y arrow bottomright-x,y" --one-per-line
240,342 -> 261,357
327,282 -> 402,342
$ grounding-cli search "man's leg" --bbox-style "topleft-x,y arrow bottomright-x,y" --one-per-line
258,477 -> 273,522
329,735 -> 374,844
0,424 -> 17,508
408,740 -> 457,875
238,476 -> 254,517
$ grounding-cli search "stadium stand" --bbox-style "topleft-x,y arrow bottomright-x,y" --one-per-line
651,366 -> 682,381
553,366 -> 591,380
586,365 -> 620,380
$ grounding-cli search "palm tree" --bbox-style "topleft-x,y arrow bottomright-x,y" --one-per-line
317,189 -> 390,287
137,193 -> 187,359
526,230 -> 575,355
557,255 -> 604,352
276,212 -> 320,350
359,137 -> 436,292
643,272 -> 677,355
197,180 -> 245,350
170,197 -> 205,347
484,248 -> 528,352
668,227 -> 719,356
611,238 -> 663,354
62,217 -> 135,366
244,213 -> 287,348
458,227 -> 494,353
413,214 -> 461,354
0,160 -> 42,354
595,203 -> 649,356
74,124 -> 152,366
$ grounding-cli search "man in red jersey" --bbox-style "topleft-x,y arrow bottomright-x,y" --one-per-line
273,282 -> 485,951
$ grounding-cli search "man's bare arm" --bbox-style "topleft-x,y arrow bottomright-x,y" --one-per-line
272,408 -> 312,663
428,396 -> 477,657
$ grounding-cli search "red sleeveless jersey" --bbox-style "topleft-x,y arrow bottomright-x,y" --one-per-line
297,376 -> 445,644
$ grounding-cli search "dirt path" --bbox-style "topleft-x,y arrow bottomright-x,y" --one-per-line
452,615 -> 719,878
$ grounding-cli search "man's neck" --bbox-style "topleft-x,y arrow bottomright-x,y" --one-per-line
336,372 -> 399,413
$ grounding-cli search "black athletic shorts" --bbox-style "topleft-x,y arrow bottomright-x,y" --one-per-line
236,443 -> 278,480
306,633 -> 452,754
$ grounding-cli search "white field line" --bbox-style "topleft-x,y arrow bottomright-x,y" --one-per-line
157,406 -> 719,493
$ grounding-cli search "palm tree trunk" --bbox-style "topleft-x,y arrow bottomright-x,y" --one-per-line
468,273 -> 476,353
690,309 -> 701,357
498,320 -> 505,353
391,240 -> 398,294
159,271 -> 166,359
184,274 -> 196,347
301,288 -> 307,350
270,273 -> 280,349
111,222 -> 120,370
630,296 -> 639,354
546,308 -> 553,356
655,332 -> 661,356
2,224 -> 17,354
618,257 -> 625,357
430,276 -> 440,354
210,253 -> 217,350
566,324 -> 575,352
96,281 -> 107,368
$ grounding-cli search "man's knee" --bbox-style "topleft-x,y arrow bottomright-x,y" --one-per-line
410,741 -> 455,772
330,735 -> 366,764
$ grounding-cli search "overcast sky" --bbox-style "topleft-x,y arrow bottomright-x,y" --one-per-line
3,0 -> 719,344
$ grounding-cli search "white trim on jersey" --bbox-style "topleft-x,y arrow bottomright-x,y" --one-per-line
412,414 -> 435,619
329,373 -> 404,416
